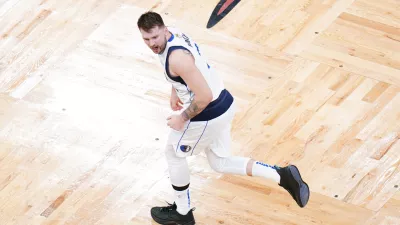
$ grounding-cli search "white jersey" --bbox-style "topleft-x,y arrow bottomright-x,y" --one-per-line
158,27 -> 233,122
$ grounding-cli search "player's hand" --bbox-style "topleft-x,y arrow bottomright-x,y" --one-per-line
167,115 -> 185,131
170,93 -> 183,111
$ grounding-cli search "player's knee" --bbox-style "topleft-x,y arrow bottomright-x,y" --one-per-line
208,155 -> 227,173
210,164 -> 225,173
165,145 -> 179,164
165,145 -> 173,157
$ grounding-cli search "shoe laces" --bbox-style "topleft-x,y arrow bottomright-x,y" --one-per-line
159,201 -> 197,214
159,201 -> 176,212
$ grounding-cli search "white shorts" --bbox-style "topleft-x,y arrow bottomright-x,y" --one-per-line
167,99 -> 237,158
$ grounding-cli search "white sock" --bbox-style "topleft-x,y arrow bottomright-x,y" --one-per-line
174,188 -> 191,215
252,161 -> 281,183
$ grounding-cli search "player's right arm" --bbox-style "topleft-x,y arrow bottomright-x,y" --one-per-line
168,49 -> 213,121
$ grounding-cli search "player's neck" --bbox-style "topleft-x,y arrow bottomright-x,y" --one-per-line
159,30 -> 172,55
166,30 -> 172,41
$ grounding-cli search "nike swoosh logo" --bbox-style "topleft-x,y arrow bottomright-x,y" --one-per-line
206,0 -> 241,28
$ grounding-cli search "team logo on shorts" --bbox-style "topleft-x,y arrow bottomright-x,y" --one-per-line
180,145 -> 192,152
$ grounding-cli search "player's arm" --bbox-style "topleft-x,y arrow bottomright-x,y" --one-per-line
168,49 -> 213,121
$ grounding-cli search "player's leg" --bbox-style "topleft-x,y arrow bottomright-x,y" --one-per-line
205,116 -> 310,208
150,121 -> 211,224
150,144 -> 195,225
165,144 -> 191,215
205,108 -> 281,183
205,147 -> 280,183
205,149 -> 309,207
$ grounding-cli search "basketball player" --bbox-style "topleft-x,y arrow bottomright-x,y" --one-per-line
137,11 -> 310,225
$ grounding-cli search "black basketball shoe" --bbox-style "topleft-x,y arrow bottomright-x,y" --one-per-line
274,165 -> 310,208
150,202 -> 196,225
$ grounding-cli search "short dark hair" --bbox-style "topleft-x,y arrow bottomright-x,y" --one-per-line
137,11 -> 165,32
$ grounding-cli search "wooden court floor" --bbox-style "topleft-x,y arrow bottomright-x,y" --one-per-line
0,0 -> 399,224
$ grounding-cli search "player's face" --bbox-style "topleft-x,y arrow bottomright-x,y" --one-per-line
140,26 -> 168,54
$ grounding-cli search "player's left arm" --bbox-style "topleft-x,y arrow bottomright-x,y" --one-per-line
168,49 -> 213,121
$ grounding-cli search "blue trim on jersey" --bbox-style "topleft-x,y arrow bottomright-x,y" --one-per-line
166,46 -> 188,86
195,43 -> 201,55
168,32 -> 174,42
187,189 -> 190,208
191,89 -> 233,122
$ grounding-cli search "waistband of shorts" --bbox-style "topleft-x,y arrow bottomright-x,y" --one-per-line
191,89 -> 233,122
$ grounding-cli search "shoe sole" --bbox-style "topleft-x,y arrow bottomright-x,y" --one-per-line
151,215 -> 195,225
288,165 -> 310,207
